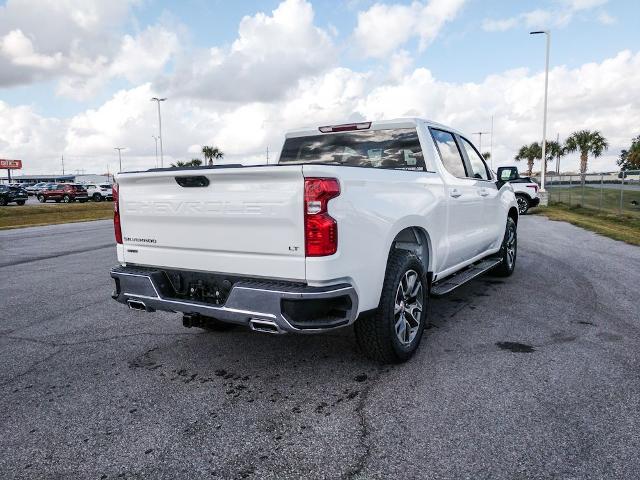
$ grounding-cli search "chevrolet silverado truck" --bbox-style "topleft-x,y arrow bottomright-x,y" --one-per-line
110,119 -> 519,362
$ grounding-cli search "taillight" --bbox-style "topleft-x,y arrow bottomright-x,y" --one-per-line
319,122 -> 371,133
527,184 -> 538,193
113,183 -> 122,244
304,178 -> 340,257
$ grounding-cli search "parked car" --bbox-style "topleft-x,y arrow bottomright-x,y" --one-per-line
85,183 -> 113,201
25,182 -> 49,196
110,118 -> 519,363
497,169 -> 540,214
37,184 -> 89,203
0,184 -> 28,206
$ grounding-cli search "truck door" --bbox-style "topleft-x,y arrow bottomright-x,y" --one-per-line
458,136 -> 503,251
429,128 -> 485,269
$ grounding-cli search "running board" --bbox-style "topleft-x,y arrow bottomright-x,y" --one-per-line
431,257 -> 502,297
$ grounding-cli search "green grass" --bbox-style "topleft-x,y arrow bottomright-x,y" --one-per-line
547,185 -> 640,219
532,202 -> 640,246
0,201 -> 113,229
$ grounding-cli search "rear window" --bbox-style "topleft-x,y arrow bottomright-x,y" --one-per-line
279,128 -> 427,171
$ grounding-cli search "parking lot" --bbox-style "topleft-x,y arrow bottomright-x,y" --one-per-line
1,216 -> 639,479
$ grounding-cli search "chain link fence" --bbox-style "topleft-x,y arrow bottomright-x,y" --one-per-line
534,170 -> 640,218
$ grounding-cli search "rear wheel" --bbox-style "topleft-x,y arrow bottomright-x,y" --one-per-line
491,217 -> 517,277
37,195 -> 46,203
62,194 -> 71,203
516,194 -> 530,215
16,200 -> 26,205
0,197 -> 7,206
355,250 -> 427,363
93,193 -> 102,202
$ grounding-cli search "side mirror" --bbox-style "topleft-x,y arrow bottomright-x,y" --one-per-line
496,166 -> 519,188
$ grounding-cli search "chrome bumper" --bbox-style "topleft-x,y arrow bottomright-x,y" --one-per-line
110,266 -> 358,334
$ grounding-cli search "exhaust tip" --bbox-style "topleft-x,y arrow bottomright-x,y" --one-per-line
249,319 -> 280,334
127,299 -> 147,311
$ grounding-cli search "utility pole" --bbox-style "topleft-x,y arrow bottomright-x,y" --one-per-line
61,155 -> 65,175
151,97 -> 166,167
152,135 -> 159,168
489,116 -> 494,170
114,147 -> 125,173
266,145 -> 269,163
472,131 -> 490,153
531,30 -> 551,203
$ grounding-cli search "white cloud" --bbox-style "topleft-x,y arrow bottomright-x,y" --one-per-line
5,49 -> 639,176
352,0 -> 465,58
482,0 -> 610,32
161,0 -> 336,103
0,0 -> 178,99
597,11 -> 616,25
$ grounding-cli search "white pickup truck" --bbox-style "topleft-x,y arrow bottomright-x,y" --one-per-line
111,119 -> 519,362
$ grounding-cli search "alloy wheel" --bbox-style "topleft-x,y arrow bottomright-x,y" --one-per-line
394,270 -> 423,345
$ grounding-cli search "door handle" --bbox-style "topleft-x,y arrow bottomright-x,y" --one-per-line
479,188 -> 489,197
450,188 -> 462,198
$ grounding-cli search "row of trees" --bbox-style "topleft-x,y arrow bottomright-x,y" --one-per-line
171,145 -> 224,168
514,130 -> 609,178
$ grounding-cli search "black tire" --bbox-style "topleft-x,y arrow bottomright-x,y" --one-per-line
491,217 -> 517,277
0,197 -> 7,206
62,194 -> 72,203
355,250 -> 428,363
37,195 -> 46,203
93,193 -> 102,202
17,200 -> 26,205
516,194 -> 530,215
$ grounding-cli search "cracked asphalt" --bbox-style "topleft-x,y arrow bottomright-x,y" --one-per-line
1,216 -> 639,479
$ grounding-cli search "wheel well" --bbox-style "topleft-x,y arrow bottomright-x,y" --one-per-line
389,227 -> 431,275
508,207 -> 518,224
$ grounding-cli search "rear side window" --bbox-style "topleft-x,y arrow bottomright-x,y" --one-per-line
430,129 -> 467,178
279,128 -> 426,171
460,137 -> 490,180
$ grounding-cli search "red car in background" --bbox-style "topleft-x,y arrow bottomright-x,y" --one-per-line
37,184 -> 89,203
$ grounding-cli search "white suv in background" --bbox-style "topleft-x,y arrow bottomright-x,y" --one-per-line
496,167 -> 540,214
85,183 -> 113,202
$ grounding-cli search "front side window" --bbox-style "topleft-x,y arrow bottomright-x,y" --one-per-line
279,128 -> 426,171
430,129 -> 467,178
461,137 -> 490,180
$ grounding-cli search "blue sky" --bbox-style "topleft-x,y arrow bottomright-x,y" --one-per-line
0,0 -> 638,174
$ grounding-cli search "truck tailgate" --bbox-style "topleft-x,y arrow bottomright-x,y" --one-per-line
117,166 -> 306,280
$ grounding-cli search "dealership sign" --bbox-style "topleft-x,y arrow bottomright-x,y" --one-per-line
0,159 -> 22,169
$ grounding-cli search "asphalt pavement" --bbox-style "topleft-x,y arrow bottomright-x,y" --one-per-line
1,216 -> 639,479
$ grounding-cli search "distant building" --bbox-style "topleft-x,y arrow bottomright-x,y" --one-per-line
1,173 -> 113,185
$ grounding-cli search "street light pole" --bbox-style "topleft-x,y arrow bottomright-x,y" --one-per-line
114,147 -> 125,173
151,97 -> 166,167
472,131 -> 490,154
152,135 -> 159,168
531,30 -> 550,201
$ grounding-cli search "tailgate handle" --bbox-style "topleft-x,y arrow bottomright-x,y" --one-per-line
175,176 -> 210,188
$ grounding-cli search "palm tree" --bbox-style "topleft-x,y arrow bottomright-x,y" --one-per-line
202,146 -> 224,166
543,140 -> 565,173
617,135 -> 640,172
170,159 -> 202,168
514,142 -> 541,176
564,130 -> 608,182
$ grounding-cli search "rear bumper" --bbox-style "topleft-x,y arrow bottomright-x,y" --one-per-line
110,265 -> 358,334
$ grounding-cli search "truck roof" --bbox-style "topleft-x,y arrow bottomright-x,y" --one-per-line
284,118 -> 467,139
